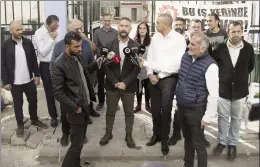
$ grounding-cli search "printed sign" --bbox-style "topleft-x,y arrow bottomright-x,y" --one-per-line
156,2 -> 252,30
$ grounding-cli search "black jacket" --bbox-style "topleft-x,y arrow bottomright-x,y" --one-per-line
51,53 -> 97,112
1,37 -> 40,85
104,38 -> 141,93
212,39 -> 255,99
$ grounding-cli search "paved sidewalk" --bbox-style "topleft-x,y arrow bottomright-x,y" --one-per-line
1,87 -> 259,165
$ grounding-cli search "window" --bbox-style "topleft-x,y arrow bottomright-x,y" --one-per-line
1,1 -> 6,24
5,1 -> 13,24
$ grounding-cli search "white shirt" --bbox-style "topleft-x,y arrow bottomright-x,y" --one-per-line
14,39 -> 31,85
144,29 -> 187,79
227,40 -> 244,67
34,25 -> 61,62
192,58 -> 219,123
119,38 -> 129,71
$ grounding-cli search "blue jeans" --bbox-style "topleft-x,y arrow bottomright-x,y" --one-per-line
217,97 -> 246,146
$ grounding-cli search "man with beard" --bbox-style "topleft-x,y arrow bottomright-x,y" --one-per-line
140,13 -> 186,155
99,17 -> 140,148
51,19 -> 101,147
51,32 -> 96,167
212,21 -> 255,161
1,21 -> 48,137
173,17 -> 189,40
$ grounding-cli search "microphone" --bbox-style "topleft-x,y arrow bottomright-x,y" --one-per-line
131,46 -> 146,67
102,51 -> 115,66
99,47 -> 109,69
124,47 -> 139,66
139,45 -> 146,56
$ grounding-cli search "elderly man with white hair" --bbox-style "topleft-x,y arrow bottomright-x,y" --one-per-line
175,32 -> 219,167
50,19 -> 101,147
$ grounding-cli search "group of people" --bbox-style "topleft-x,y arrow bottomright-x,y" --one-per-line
1,11 -> 255,167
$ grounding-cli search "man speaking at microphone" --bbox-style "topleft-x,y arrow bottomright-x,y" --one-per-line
99,17 -> 140,148
140,13 -> 186,155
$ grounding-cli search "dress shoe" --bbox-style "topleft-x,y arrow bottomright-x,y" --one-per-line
60,134 -> 69,147
213,143 -> 226,155
50,118 -> 58,128
90,109 -> 100,117
227,145 -> 237,161
100,132 -> 113,146
31,120 -> 48,129
86,117 -> 93,124
168,134 -> 181,146
161,141 -> 169,155
16,124 -> 24,138
146,135 -> 161,146
96,103 -> 104,111
204,138 -> 211,148
133,104 -> 141,113
125,133 -> 136,148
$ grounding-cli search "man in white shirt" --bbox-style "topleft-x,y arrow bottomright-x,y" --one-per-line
1,21 -> 48,137
175,32 -> 219,167
140,13 -> 186,155
34,15 -> 60,127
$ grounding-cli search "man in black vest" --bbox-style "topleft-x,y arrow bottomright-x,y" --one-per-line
99,17 -> 140,148
169,19 -> 212,147
1,21 -> 48,137
175,32 -> 219,167
51,32 -> 97,167
212,21 -> 255,161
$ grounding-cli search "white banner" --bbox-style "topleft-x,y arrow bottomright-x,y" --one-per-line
156,2 -> 252,31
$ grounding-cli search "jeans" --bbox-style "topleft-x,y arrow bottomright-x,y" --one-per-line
217,97 -> 246,146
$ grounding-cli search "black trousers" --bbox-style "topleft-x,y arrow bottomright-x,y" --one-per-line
172,109 -> 207,138
60,102 -> 93,135
61,106 -> 88,167
178,104 -> 207,167
136,78 -> 150,104
106,90 -> 135,133
149,75 -> 177,141
97,68 -> 105,104
172,109 -> 182,135
11,81 -> 38,125
40,62 -> 57,119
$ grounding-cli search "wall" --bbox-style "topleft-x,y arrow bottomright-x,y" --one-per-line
44,1 -> 67,39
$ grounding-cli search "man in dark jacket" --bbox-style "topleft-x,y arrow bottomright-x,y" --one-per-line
51,19 -> 100,146
212,21 -> 255,161
51,32 -> 96,167
1,21 -> 48,137
99,17 -> 140,148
